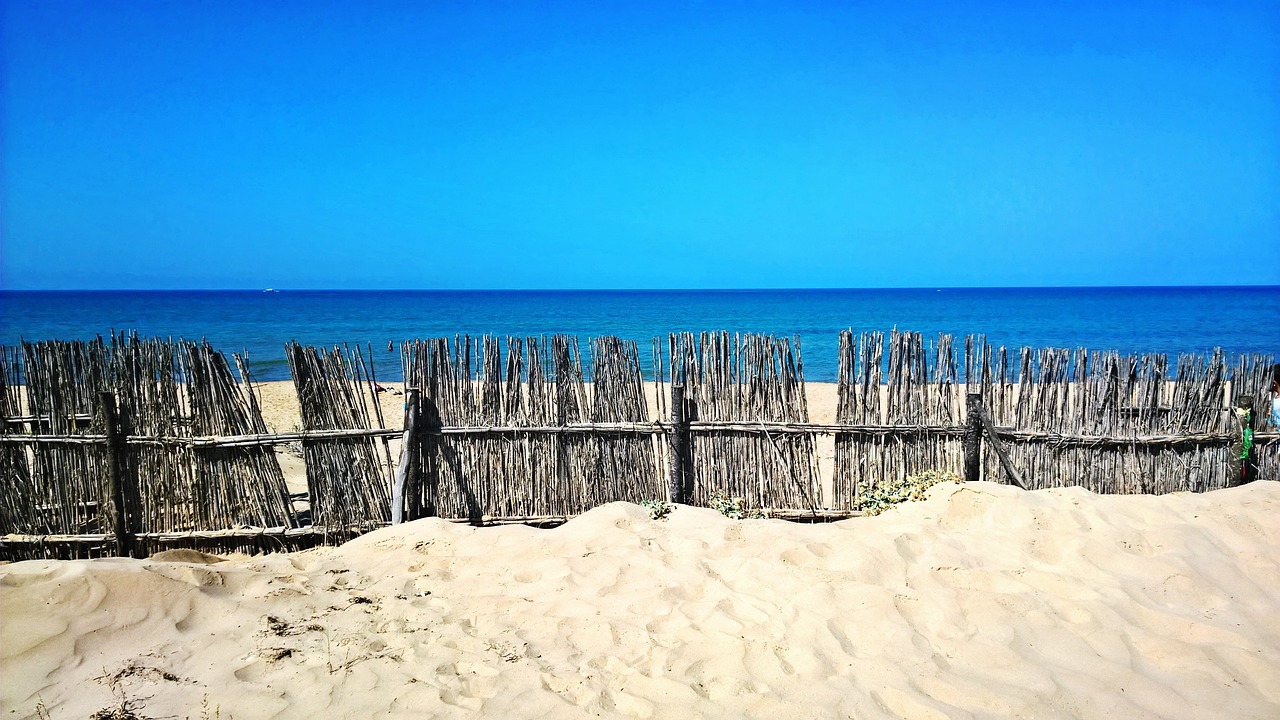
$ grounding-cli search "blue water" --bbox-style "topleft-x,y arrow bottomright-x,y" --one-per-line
2,288 -> 1277,381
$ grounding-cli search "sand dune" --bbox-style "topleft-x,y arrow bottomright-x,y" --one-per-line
3,481 -> 1279,719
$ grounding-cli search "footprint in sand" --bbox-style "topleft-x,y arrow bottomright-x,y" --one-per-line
513,569 -> 542,584
937,487 -> 998,530
232,656 -> 269,682
826,617 -> 858,656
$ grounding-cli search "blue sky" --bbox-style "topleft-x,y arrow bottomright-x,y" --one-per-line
2,1 -> 1277,290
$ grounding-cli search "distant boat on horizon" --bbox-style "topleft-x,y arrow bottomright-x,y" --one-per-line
263,288 -> 277,293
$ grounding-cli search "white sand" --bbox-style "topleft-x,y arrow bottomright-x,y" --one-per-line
4,481 -> 1279,719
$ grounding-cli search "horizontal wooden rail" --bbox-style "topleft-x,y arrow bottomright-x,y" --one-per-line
437,422 -> 667,435
0,421 -> 961,445
0,434 -> 109,444
694,421 -> 967,435
2,533 -> 114,545
0,427 -> 404,447
987,428 -> 1275,447
0,507 -> 871,549
0,526 -> 368,546
4,413 -> 97,423
2,426 -> 1275,448
184,427 -> 403,447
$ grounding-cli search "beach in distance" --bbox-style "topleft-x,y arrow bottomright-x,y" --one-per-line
3,480 -> 1278,719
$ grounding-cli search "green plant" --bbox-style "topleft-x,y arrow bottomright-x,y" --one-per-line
707,490 -> 771,519
855,470 -> 960,516
640,499 -> 674,521
709,490 -> 745,519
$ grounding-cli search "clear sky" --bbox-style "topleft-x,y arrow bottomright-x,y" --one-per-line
1,0 -> 1277,290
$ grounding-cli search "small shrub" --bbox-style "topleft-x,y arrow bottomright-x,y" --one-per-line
640,499 -> 674,521
709,489 -> 746,519
707,490 -> 770,519
855,470 -> 960,516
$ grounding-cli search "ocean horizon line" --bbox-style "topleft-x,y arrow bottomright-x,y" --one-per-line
4,284 -> 1278,294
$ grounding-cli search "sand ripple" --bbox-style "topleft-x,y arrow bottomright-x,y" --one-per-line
3,481 -> 1279,719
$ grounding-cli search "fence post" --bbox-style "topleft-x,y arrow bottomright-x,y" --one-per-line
964,391 -> 983,483
393,388 -> 420,523
100,391 -> 134,558
1232,396 -> 1255,486
669,383 -> 688,504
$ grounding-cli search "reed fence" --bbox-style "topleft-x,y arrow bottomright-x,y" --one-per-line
669,332 -> 822,511
286,342 -> 393,529
400,335 -> 664,520
833,330 -> 964,510
961,337 -> 1276,494
1,330 -> 1275,560
1,335 -> 294,558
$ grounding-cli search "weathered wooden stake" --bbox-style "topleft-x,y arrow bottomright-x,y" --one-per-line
100,392 -> 134,557
669,383 -> 688,504
977,406 -> 1027,489
964,391 -> 983,483
393,389 -> 420,523
1233,395 -> 1255,486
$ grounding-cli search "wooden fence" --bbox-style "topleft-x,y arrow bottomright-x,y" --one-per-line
400,335 -> 664,520
833,330 -> 964,510
1,335 -> 294,558
670,332 -> 822,511
286,342 -> 393,529
1,331 -> 1275,559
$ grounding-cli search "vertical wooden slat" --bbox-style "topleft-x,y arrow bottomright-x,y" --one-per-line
100,391 -> 134,557
964,391 -> 983,483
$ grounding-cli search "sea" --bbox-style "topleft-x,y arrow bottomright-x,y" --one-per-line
1,288 -> 1277,382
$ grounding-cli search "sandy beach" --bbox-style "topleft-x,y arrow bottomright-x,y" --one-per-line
3,479 -> 1279,719
4,380 -> 1279,718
